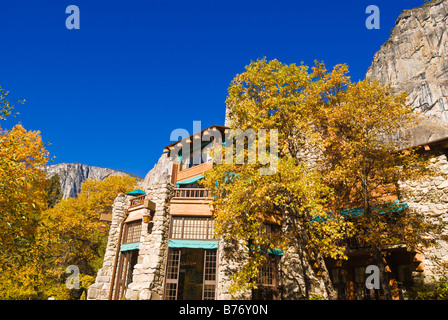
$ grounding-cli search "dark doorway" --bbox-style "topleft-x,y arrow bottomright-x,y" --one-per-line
164,248 -> 217,300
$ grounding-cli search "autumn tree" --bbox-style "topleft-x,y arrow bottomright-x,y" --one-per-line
205,58 -> 438,300
0,86 -> 49,264
36,175 -> 137,299
0,86 -> 51,299
314,73 -> 440,299
203,59 -> 354,299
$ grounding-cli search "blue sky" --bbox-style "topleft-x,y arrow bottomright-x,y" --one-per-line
0,0 -> 424,177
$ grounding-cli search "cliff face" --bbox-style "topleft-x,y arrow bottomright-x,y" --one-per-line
366,0 -> 448,145
140,153 -> 173,190
367,0 -> 448,120
43,163 -> 135,199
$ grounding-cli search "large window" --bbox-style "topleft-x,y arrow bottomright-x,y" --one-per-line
122,220 -> 142,244
113,249 -> 139,300
252,255 -> 279,300
164,248 -> 217,300
170,216 -> 215,240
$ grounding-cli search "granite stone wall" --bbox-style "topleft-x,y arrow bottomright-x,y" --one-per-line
399,151 -> 448,281
125,184 -> 173,300
87,193 -> 127,300
87,184 -> 173,300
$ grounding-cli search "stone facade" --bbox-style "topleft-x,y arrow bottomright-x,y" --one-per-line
216,238 -> 250,300
87,184 -> 173,300
87,193 -> 127,300
399,150 -> 448,282
125,184 -> 173,300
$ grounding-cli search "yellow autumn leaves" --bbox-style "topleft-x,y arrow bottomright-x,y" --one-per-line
0,88 -> 138,299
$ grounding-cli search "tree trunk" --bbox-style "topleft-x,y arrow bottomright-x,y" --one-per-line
314,249 -> 338,300
373,247 -> 392,300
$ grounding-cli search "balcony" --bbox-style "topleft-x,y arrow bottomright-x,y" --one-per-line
176,162 -> 213,183
173,188 -> 210,199
128,194 -> 156,211
170,188 -> 213,216
129,194 -> 146,208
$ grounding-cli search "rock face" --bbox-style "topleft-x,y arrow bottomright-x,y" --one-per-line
366,0 -> 448,143
43,163 -> 136,199
140,153 -> 173,189
366,0 -> 448,120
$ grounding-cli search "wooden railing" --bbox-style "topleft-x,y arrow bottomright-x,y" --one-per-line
173,188 -> 210,199
334,236 -> 368,251
129,194 -> 146,208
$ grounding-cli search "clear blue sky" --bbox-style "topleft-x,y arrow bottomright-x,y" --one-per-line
0,0 -> 424,177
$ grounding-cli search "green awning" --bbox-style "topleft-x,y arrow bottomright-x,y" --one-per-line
126,189 -> 146,196
268,248 -> 283,256
168,239 -> 218,249
250,246 -> 283,256
176,175 -> 204,188
120,242 -> 140,252
312,200 -> 409,223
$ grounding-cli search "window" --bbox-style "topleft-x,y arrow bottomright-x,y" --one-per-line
113,249 -> 139,300
164,248 -> 217,300
329,268 -> 347,300
252,255 -> 279,300
170,217 -> 215,240
203,250 -> 217,300
122,220 -> 142,244
179,143 -> 213,171
353,266 -> 382,300
165,249 -> 181,300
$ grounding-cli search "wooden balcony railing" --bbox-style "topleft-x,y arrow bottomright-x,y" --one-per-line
129,194 -> 146,208
334,236 -> 368,251
173,188 -> 210,199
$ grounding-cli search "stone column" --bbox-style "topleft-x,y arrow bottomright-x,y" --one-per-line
87,193 -> 127,300
399,152 -> 448,283
279,215 -> 327,300
125,183 -> 173,300
216,238 -> 251,300
279,241 -> 327,299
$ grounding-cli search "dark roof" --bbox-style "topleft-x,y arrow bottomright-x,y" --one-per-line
163,124 -> 229,153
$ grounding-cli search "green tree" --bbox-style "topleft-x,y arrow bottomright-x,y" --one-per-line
45,174 -> 63,208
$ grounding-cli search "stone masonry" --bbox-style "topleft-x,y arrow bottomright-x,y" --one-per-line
87,193 -> 127,300
399,150 -> 448,282
125,183 -> 173,300
87,183 -> 173,300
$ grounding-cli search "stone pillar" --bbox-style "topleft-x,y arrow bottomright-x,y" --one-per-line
216,238 -> 251,300
279,215 -> 327,300
87,193 -> 127,300
399,152 -> 448,282
279,241 -> 327,299
125,183 -> 173,300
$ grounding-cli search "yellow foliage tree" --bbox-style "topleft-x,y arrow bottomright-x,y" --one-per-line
36,175 -> 137,299
0,86 -> 50,299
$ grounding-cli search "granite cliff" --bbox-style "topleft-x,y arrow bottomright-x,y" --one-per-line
43,163 -> 137,199
366,0 -> 448,145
